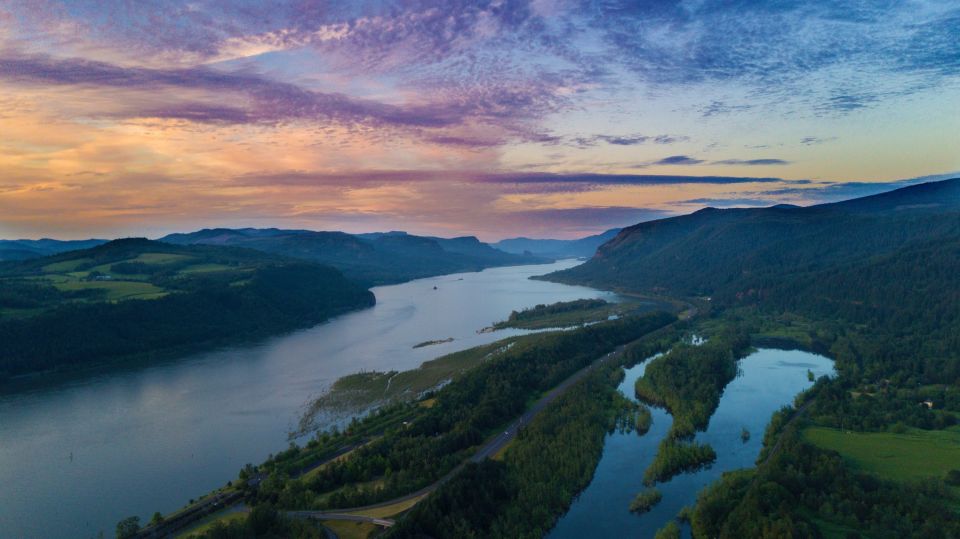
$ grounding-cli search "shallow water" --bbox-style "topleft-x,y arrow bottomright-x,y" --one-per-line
549,348 -> 835,538
0,260 -> 618,538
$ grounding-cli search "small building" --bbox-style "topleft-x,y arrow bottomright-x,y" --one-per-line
921,399 -> 934,409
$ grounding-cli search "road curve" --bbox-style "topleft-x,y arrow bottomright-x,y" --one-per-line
287,511 -> 396,527
288,340 -> 641,526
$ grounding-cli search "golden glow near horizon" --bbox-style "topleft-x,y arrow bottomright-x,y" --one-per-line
1,2 -> 958,240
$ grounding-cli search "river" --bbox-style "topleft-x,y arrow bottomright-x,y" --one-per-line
549,347 -> 835,538
0,260 -> 617,538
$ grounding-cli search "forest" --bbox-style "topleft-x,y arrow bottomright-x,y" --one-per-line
155,313 -> 679,539
137,180 -> 960,538
238,313 -> 675,511
385,324 -> 682,538
544,180 -> 960,537
634,328 -> 750,438
691,428 -> 960,539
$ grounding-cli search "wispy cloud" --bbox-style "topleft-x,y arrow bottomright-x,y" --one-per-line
654,155 -> 704,165
0,1 -> 957,239
477,172 -> 787,186
0,51 -> 571,147
568,133 -> 688,148
713,159 -> 790,166
642,156 -> 790,167
679,197 -> 775,208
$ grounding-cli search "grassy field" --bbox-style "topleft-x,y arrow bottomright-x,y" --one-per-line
802,426 -> 960,483
346,493 -> 428,518
41,258 -> 91,273
130,252 -> 193,264
492,439 -> 514,460
179,263 -> 234,273
300,443 -> 368,482
2,249 -> 263,318
53,280 -> 168,301
303,338 -> 520,414
176,509 -> 246,538
322,520 -> 378,539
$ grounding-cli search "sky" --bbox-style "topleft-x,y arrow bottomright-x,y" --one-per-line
1,1 -> 958,241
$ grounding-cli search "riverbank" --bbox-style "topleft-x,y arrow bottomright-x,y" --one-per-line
0,260 -> 617,537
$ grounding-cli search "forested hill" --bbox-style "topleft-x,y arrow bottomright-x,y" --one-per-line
160,228 -> 547,285
0,239 -> 374,379
543,177 -> 960,384
544,178 -> 960,297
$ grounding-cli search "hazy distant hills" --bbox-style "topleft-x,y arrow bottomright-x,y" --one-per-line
0,238 -> 107,261
545,178 -> 960,297
493,228 -> 622,259
160,228 -> 548,285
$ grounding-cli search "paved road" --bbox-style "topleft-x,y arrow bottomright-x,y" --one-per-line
145,317 -> 685,536
135,439 -> 372,538
758,399 -> 815,468
471,344 -> 625,462
287,511 -> 396,527
135,491 -> 245,539
289,341 -> 637,528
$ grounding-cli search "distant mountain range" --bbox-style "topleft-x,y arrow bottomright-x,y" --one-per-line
159,228 -> 548,285
0,238 -> 107,261
492,228 -> 622,259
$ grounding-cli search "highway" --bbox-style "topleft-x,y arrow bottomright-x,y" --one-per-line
288,342 -> 634,529
141,317 -> 684,536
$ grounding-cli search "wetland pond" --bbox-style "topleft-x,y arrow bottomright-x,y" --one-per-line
549,347 -> 835,538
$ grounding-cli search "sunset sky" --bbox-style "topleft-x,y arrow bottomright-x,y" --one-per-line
1,0 -> 958,240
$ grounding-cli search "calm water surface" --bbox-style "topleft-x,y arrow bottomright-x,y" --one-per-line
550,348 -> 835,538
0,260 -> 616,538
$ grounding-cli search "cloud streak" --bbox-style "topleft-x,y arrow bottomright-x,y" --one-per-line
713,159 -> 790,166
1,1 -> 957,239
0,51 -> 569,146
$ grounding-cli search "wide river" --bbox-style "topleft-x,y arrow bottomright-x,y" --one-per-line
0,260 -> 619,538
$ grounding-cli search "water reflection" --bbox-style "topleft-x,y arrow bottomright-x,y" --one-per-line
0,260 -> 615,538
550,348 -> 834,538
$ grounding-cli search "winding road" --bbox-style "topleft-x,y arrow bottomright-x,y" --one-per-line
141,312 -> 689,537
288,342 -> 636,529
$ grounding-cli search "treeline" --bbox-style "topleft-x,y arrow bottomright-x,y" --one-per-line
505,299 -> 608,322
807,376 -> 958,433
634,327 -> 750,438
263,312 -> 676,510
186,506 -> 320,539
691,430 -> 960,539
629,488 -> 663,513
643,438 -> 716,486
549,181 -> 960,299
146,312 -> 679,538
0,264 -> 374,378
385,350 -> 644,538
0,279 -> 103,309
742,235 -> 960,386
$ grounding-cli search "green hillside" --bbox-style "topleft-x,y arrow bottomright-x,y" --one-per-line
541,178 -> 960,537
0,239 -> 374,379
545,179 -> 960,297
